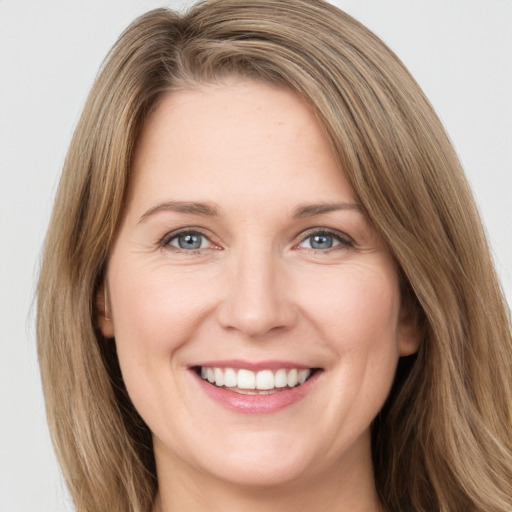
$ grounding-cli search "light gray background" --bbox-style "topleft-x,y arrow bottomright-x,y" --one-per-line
1,1 -> 511,510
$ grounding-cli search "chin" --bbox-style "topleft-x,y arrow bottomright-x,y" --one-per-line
193,430 -> 336,489
200,455 -> 313,489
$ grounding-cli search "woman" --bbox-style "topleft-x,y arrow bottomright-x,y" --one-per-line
36,1 -> 512,511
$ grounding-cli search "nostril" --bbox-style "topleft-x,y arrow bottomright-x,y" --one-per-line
216,301 -> 298,339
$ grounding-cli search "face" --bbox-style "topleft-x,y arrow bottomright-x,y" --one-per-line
100,80 -> 419,493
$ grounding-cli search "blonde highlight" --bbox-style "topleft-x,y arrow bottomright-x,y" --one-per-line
37,1 -> 512,511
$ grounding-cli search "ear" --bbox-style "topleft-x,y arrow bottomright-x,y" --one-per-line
397,297 -> 422,356
97,283 -> 115,339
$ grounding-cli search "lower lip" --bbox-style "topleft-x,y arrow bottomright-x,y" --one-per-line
192,370 -> 321,414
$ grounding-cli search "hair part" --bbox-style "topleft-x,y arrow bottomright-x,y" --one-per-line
37,1 -> 512,511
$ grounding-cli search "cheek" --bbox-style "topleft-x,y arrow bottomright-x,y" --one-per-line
340,272 -> 401,394
110,263 -> 215,357
302,264 -> 401,353
308,268 -> 401,429
108,263 -> 216,420
300,263 -> 401,410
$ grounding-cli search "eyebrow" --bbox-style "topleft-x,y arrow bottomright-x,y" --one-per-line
138,200 -> 361,223
138,201 -> 220,223
292,202 -> 362,218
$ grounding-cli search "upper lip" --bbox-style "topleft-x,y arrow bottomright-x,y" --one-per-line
191,359 -> 316,371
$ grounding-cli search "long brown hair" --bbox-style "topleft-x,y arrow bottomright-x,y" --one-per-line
37,1 -> 512,511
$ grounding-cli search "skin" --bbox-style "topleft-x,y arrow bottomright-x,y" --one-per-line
99,79 -> 419,512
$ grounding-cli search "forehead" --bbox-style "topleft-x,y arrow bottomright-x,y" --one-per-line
127,79 -> 356,214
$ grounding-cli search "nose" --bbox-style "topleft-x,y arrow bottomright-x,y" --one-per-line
216,247 -> 297,339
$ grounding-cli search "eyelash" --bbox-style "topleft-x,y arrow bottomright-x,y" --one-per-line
296,228 -> 354,252
159,228 -> 215,254
159,227 -> 354,254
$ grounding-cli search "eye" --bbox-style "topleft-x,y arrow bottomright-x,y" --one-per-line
298,230 -> 352,251
164,231 -> 212,251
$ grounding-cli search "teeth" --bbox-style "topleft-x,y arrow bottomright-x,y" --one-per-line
237,369 -> 256,390
256,370 -> 274,390
198,366 -> 313,391
214,368 -> 224,387
287,369 -> 298,387
275,368 -> 288,388
298,369 -> 310,384
224,368 -> 237,387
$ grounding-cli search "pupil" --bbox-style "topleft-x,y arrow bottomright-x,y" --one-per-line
311,234 -> 332,249
179,233 -> 201,249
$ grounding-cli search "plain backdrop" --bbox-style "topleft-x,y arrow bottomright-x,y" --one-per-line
1,1 -> 511,510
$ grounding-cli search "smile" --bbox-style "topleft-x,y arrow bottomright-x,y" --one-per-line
197,366 -> 315,394
192,363 -> 322,414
